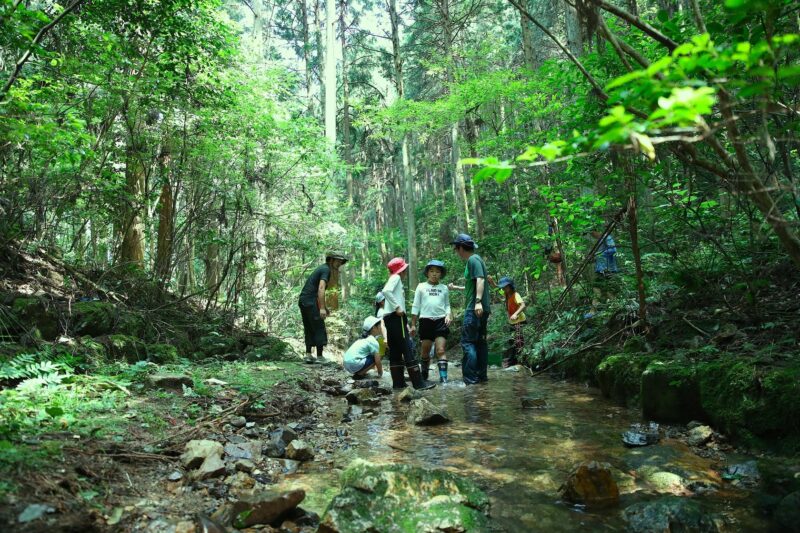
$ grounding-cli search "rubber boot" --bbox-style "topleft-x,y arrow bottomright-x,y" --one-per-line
390,366 -> 407,389
420,358 -> 430,381
407,365 -> 436,390
438,360 -> 448,383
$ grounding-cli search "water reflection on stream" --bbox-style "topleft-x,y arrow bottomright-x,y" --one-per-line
278,367 -> 767,531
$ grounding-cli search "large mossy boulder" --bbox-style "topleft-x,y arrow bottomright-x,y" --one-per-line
145,343 -> 179,364
623,497 -> 724,532
641,360 -> 704,423
319,460 -> 490,533
198,334 -> 240,358
12,297 -> 60,340
597,353 -> 656,406
98,334 -> 147,363
242,334 -> 291,361
69,301 -> 118,336
696,358 -> 800,450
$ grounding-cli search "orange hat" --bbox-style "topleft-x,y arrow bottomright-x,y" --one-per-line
387,257 -> 409,275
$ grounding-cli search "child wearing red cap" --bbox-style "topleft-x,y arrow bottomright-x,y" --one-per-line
382,257 -> 436,390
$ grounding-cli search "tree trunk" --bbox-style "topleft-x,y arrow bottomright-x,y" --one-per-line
564,0 -> 584,57
299,0 -> 314,112
324,0 -> 336,146
120,141 -> 146,267
520,2 -> 535,69
155,176 -> 174,283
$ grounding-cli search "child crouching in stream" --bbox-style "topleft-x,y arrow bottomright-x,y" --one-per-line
343,316 -> 384,378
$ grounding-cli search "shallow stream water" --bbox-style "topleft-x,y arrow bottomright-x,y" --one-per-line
276,365 -> 767,531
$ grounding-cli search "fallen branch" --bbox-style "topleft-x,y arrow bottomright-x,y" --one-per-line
682,315 -> 710,337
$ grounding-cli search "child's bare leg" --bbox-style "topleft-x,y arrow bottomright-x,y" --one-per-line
434,336 -> 448,383
420,339 -> 433,380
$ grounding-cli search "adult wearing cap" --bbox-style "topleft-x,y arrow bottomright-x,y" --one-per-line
449,234 -> 490,385
298,251 -> 348,362
382,257 -> 436,390
410,260 -> 452,383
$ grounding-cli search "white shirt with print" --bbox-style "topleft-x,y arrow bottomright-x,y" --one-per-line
411,282 -> 451,319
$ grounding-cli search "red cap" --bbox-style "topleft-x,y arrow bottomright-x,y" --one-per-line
387,257 -> 409,275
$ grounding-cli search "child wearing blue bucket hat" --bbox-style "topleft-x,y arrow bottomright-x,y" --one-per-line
410,260 -> 452,383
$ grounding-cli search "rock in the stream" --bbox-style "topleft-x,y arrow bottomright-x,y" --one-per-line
353,379 -> 380,389
346,388 -> 381,407
229,415 -> 247,428
224,440 -> 261,461
181,440 -> 224,469
397,387 -> 421,403
559,461 -> 619,508
181,440 -> 226,480
235,459 -> 256,474
271,427 -> 298,445
148,373 -> 192,392
213,489 -> 306,528
319,459 -> 490,533
263,439 -> 286,458
285,439 -> 315,461
686,425 -> 714,446
520,396 -> 548,409
623,496 -> 725,532
407,398 -> 450,426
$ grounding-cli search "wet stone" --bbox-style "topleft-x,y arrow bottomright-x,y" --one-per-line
229,416 -> 247,428
687,425 -> 714,446
235,459 -> 256,474
285,439 -> 314,462
213,489 -> 306,528
271,427 -> 298,445
559,461 -> 620,508
396,387 -> 421,403
149,373 -> 192,393
407,398 -> 450,426
346,388 -> 380,406
167,471 -> 183,482
624,496 -> 725,532
520,396 -> 548,409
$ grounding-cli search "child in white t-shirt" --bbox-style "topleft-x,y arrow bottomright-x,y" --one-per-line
410,260 -> 452,383
343,316 -> 384,378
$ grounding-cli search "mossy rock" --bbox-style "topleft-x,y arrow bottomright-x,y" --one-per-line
198,334 -> 240,357
320,459 -> 490,533
116,310 -> 148,339
99,334 -> 147,363
696,358 -> 800,451
12,297 -> 60,340
597,353 -> 657,406
70,301 -> 118,337
145,343 -> 179,364
73,337 -> 108,366
641,359 -> 705,423
559,349 -> 607,384
243,336 -> 291,362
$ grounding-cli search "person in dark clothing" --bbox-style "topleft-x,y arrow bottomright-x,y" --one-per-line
448,233 -> 490,385
298,251 -> 348,362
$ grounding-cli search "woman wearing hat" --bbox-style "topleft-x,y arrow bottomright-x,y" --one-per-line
410,260 -> 452,383
381,257 -> 436,390
342,316 -> 384,378
298,251 -> 348,363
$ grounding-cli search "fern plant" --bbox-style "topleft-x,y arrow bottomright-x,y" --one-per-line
0,354 -> 67,389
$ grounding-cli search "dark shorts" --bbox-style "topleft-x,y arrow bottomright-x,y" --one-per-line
299,303 -> 327,348
419,317 -> 449,341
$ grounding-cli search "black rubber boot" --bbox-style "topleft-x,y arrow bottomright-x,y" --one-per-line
420,358 -> 430,381
390,366 -> 407,389
408,365 -> 436,390
438,359 -> 448,383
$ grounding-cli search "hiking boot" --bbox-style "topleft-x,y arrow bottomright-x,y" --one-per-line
438,360 -> 448,384
420,358 -> 431,381
407,365 -> 436,390
389,366 -> 407,389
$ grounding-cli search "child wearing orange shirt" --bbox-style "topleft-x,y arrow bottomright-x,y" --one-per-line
496,277 -> 526,367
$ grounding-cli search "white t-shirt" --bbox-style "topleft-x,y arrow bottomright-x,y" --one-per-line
382,274 -> 406,314
412,282 -> 451,319
343,336 -> 380,374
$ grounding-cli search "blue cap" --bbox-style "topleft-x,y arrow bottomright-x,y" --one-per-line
497,276 -> 514,289
450,233 -> 478,249
424,260 -> 447,278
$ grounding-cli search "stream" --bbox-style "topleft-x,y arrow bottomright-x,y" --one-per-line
275,365 -> 768,531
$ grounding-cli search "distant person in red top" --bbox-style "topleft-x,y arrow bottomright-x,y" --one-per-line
489,276 -> 527,367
